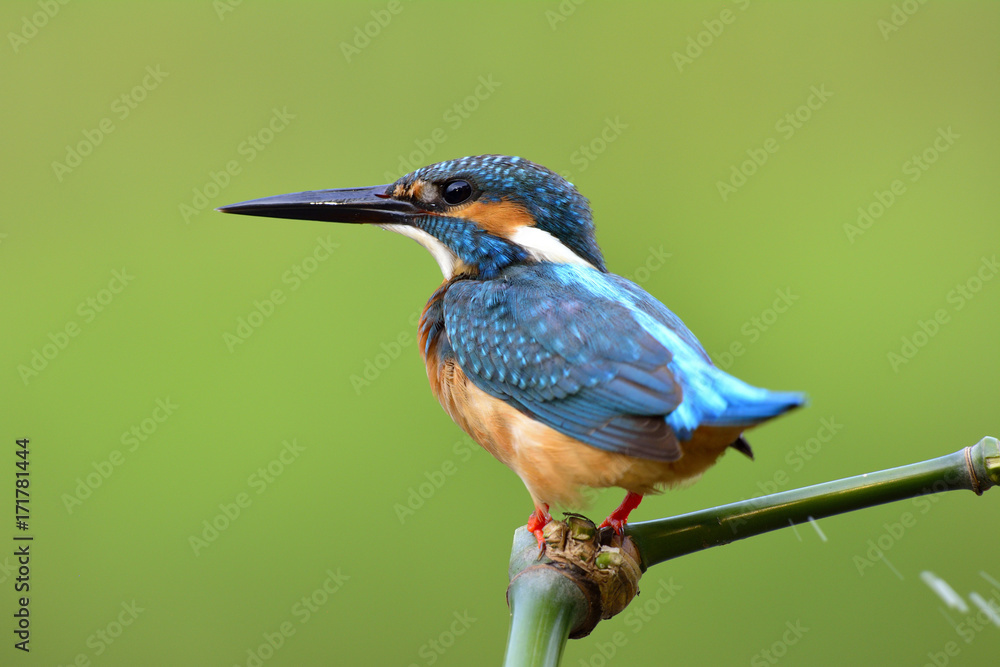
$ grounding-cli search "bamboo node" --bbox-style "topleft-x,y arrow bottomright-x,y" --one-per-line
538,514 -> 643,638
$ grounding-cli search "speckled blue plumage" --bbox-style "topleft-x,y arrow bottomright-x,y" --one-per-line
398,155 -> 607,272
416,214 -> 527,280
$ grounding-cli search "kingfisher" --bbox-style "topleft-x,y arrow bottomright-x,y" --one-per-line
219,155 -> 804,546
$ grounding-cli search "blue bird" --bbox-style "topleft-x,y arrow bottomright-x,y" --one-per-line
219,155 -> 805,545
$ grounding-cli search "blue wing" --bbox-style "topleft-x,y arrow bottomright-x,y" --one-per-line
442,263 -> 804,461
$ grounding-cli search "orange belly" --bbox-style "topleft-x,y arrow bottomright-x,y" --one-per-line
426,353 -> 743,510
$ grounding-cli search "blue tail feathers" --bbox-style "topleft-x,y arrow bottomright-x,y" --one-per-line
665,368 -> 806,441
707,389 -> 806,426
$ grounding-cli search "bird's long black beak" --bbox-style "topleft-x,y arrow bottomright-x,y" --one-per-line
216,185 -> 421,225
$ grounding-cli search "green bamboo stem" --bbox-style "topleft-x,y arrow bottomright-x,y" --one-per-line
628,437 -> 1000,569
503,528 -> 588,667
503,437 -> 998,665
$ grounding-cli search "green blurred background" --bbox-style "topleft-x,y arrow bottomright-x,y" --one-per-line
3,1 -> 998,665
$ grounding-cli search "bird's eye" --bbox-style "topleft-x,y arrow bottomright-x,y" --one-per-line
442,180 -> 473,205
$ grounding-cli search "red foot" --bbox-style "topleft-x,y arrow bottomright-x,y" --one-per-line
599,492 -> 643,535
526,504 -> 551,549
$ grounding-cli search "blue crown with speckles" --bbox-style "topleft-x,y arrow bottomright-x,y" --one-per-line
397,155 -> 607,271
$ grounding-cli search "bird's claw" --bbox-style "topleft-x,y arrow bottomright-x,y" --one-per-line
531,528 -> 546,551
526,504 -> 551,551
598,516 -> 628,536
599,492 -> 643,537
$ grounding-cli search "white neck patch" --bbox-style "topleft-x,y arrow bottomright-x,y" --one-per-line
509,226 -> 596,269
379,222 -> 596,278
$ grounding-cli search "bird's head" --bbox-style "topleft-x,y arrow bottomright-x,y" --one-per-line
218,154 -> 606,279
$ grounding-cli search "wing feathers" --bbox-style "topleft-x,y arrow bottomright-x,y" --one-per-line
441,263 -> 802,462
444,265 -> 686,460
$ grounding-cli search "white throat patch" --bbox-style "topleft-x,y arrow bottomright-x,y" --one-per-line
379,224 -> 461,278
509,226 -> 596,269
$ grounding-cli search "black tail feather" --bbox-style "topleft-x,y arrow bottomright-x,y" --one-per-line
730,436 -> 754,460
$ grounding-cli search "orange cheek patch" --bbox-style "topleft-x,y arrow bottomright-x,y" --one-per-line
454,200 -> 535,238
